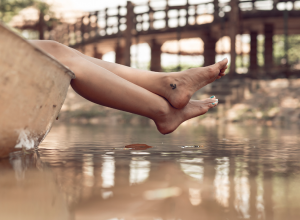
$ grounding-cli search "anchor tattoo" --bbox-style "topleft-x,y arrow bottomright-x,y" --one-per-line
170,84 -> 177,90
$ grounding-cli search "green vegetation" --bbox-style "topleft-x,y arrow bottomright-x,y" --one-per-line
257,35 -> 265,67
0,0 -> 35,23
0,0 -> 58,40
162,63 -> 201,72
69,108 -> 107,119
274,35 -> 300,66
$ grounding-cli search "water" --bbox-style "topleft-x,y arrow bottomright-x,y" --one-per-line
1,124 -> 300,220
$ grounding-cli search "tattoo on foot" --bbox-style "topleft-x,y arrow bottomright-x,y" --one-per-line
170,84 -> 177,90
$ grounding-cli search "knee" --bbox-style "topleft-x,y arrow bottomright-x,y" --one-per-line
43,40 -> 61,49
30,40 -> 61,51
32,40 -> 76,61
30,40 -> 62,58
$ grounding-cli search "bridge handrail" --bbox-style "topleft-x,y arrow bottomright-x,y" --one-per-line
44,0 -> 300,47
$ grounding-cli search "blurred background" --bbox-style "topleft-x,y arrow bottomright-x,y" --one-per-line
1,0 -> 300,126
2,2 -> 300,219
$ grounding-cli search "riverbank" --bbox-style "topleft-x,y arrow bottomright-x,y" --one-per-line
56,78 -> 300,127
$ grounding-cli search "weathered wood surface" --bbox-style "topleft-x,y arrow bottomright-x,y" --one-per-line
0,22 -> 75,158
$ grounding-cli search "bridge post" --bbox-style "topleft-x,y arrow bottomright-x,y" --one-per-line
115,42 -> 125,65
93,45 -> 103,59
38,11 -> 45,40
264,23 -> 274,74
249,31 -> 258,77
185,1 -> 189,26
80,16 -> 85,53
165,0 -> 169,28
203,31 -> 217,67
213,0 -> 219,21
124,1 -> 134,67
148,1 -> 154,30
150,39 -> 162,72
229,0 -> 239,75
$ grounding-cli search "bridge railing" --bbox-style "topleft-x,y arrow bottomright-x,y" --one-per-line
134,1 -> 219,32
45,0 -> 221,46
44,0 -> 299,47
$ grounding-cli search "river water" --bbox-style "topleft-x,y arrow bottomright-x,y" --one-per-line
1,124 -> 300,220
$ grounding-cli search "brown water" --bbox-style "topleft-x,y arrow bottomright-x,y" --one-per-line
1,124 -> 300,220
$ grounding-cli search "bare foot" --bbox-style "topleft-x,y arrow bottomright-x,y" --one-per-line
153,97 -> 218,134
159,59 -> 227,109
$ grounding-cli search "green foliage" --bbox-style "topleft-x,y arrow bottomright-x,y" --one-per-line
162,63 -> 201,72
69,107 -> 107,119
0,0 -> 56,27
274,35 -> 300,66
0,0 -> 35,23
35,1 -> 58,30
257,35 -> 265,67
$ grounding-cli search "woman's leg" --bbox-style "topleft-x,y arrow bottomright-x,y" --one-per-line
73,48 -> 228,109
29,40 -> 219,134
31,40 -> 227,109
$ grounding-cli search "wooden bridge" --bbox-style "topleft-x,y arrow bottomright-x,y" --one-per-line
44,0 -> 300,77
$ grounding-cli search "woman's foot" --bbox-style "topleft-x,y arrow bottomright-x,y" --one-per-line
154,97 -> 218,134
158,59 -> 227,109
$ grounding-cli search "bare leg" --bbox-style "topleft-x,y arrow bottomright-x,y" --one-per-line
72,47 -> 227,109
29,40 -> 219,134
31,40 -> 227,109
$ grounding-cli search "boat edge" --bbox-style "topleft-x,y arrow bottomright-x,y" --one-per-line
0,22 -> 76,80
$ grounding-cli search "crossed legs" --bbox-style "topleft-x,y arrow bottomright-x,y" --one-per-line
30,40 -> 228,134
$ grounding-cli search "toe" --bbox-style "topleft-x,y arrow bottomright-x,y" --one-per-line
209,97 -> 218,108
210,102 -> 218,108
206,97 -> 218,107
217,58 -> 228,69
219,65 -> 227,75
217,74 -> 225,79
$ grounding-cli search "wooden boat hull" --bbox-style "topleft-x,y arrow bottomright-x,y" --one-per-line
0,23 -> 75,158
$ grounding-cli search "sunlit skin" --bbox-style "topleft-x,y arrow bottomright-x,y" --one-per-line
29,40 -> 228,134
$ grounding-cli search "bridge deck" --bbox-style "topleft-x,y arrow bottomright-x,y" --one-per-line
42,0 -> 300,76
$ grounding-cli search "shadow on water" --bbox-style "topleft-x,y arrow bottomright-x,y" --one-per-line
1,124 -> 300,220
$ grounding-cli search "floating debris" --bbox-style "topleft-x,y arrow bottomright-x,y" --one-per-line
125,144 -> 153,150
181,145 -> 204,148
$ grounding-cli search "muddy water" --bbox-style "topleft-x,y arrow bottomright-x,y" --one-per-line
1,124 -> 300,220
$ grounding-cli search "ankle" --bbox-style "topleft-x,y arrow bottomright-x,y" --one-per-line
152,103 -> 182,135
151,101 -> 170,121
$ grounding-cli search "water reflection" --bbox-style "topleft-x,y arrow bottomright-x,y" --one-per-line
180,158 -> 204,181
102,155 -> 115,188
214,157 -> 229,208
129,158 -> 150,185
0,153 -> 70,220
234,159 -> 250,219
1,124 -> 300,219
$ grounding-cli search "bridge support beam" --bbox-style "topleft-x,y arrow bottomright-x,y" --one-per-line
249,31 -> 258,77
115,43 -> 125,65
203,31 -> 217,67
229,0 -> 239,75
124,1 -> 134,67
150,39 -> 162,72
93,45 -> 103,59
264,23 -> 274,73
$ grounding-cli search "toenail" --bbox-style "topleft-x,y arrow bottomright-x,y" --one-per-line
210,96 -> 215,98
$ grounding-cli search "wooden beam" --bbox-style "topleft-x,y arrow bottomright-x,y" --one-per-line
249,31 -> 258,77
229,0 -> 239,75
150,39 -> 162,72
264,23 -> 274,73
203,31 -> 217,66
124,1 -> 134,67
